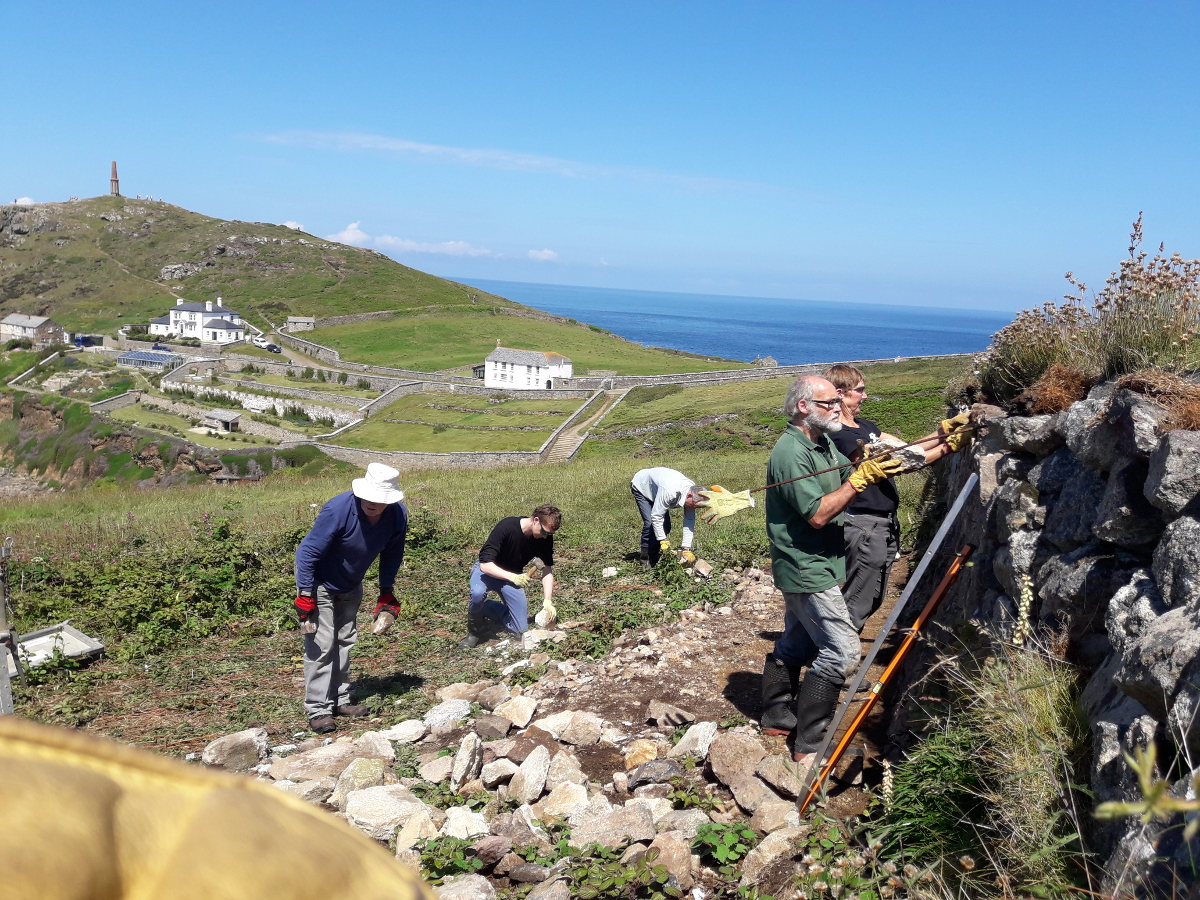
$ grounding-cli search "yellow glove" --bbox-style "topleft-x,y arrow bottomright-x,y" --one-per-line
847,456 -> 905,492
680,550 -> 696,565
697,486 -> 756,524
510,572 -> 531,588
939,411 -> 974,452
659,540 -> 671,552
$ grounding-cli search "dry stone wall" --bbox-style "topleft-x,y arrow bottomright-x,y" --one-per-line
889,381 -> 1200,893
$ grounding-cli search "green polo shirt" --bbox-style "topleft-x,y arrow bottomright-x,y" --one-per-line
765,424 -> 853,594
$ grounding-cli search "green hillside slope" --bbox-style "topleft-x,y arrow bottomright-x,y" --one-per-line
0,196 -> 515,333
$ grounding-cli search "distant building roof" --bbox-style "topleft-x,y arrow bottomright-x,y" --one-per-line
485,347 -> 572,366
203,409 -> 242,422
287,316 -> 316,323
1,314 -> 55,328
117,350 -> 183,365
150,315 -> 171,325
202,319 -> 244,331
172,301 -> 239,315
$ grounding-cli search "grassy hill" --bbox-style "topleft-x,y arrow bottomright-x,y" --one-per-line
312,309 -> 746,374
0,196 -> 516,334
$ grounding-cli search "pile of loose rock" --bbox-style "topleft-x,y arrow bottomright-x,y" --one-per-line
198,569 -> 822,899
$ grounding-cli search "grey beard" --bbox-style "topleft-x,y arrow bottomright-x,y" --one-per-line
805,409 -> 842,434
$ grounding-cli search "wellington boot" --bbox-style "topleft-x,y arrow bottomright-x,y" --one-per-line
793,670 -> 843,756
457,612 -> 493,650
759,653 -> 800,736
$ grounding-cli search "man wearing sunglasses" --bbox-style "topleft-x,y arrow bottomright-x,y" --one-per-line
458,504 -> 562,649
763,375 -> 904,766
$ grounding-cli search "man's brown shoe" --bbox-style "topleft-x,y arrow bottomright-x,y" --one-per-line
309,715 -> 337,734
335,704 -> 371,717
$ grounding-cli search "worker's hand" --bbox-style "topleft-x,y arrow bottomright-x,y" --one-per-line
697,486 -> 756,524
373,593 -> 401,618
680,549 -> 697,565
294,594 -> 315,622
847,456 -> 905,492
939,411 -> 971,436
659,540 -> 672,552
510,572 -> 532,589
939,411 -> 974,452
944,428 -> 973,452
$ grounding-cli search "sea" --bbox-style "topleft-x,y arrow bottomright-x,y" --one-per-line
461,279 -> 1011,367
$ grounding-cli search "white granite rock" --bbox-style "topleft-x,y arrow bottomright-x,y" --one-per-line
481,758 -> 520,788
381,720 -> 427,743
494,696 -> 538,729
451,732 -> 484,789
509,745 -> 552,804
441,806 -> 491,840
419,755 -> 455,784
667,721 -> 718,761
424,699 -> 473,729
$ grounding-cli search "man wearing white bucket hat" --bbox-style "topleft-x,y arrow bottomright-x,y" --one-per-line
295,462 -> 408,734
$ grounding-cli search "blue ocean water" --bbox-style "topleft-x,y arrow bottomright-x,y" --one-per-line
461,279 -> 1011,366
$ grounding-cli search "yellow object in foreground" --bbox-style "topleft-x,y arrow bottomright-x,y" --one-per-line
0,716 -> 435,900
697,486 -> 756,524
847,456 -> 905,492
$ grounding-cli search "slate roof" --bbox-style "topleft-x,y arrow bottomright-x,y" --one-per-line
1,314 -> 55,329
150,315 -> 171,325
202,319 -> 245,331
203,409 -> 242,422
172,302 -> 239,316
485,347 -> 572,366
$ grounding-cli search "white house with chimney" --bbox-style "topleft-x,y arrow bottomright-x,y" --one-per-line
149,298 -> 246,344
478,346 -> 573,390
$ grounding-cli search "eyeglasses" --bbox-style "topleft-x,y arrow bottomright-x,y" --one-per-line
809,398 -> 842,409
847,384 -> 867,394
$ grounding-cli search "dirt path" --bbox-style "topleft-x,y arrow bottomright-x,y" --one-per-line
523,558 -> 910,812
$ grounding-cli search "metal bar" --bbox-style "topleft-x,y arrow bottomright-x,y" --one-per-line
795,472 -> 979,806
798,544 -> 975,814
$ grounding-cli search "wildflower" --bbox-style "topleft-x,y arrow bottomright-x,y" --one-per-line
959,855 -> 975,871
880,889 -> 894,899
850,856 -> 866,868
802,855 -> 817,866
888,876 -> 904,888
882,863 -> 897,875
830,886 -> 843,898
830,868 -> 845,879
903,864 -> 918,878
813,881 -> 829,893
809,865 -> 826,876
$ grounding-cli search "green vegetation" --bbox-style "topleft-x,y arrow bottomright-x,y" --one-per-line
0,195 -> 516,333
107,405 -> 280,448
226,372 -> 378,400
313,310 -> 746,375
329,391 -> 589,452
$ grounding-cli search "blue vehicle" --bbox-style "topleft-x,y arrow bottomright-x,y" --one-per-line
152,344 -> 170,351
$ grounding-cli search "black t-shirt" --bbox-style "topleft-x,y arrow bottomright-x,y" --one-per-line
830,416 -> 900,517
478,516 -> 554,572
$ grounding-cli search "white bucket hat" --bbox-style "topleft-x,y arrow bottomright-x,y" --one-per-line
352,462 -> 405,505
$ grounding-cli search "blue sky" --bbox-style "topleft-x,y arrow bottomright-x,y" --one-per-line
5,2 -> 1199,311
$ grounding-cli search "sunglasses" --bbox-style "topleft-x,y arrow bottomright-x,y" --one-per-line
809,398 -> 842,409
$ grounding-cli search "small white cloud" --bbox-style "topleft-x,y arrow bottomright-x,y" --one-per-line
282,220 -> 305,231
325,222 -> 371,246
375,235 -> 494,257
15,197 -> 33,205
528,248 -> 557,261
599,257 -> 610,266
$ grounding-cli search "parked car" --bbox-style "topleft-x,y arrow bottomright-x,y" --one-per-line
152,344 -> 170,351
266,344 -> 282,353
252,335 -> 270,349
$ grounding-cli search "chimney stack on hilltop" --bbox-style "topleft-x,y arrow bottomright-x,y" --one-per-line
110,161 -> 120,197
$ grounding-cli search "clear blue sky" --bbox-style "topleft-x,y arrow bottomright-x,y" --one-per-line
6,2 -> 1199,311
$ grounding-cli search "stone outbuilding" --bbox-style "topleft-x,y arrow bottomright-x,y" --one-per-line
201,409 -> 242,433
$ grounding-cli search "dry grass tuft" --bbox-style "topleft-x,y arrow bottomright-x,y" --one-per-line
1116,368 -> 1200,432
1030,365 -> 1096,414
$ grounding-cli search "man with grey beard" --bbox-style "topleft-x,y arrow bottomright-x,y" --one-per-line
761,375 -> 903,765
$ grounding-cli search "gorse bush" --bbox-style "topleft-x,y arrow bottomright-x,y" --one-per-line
978,215 -> 1200,402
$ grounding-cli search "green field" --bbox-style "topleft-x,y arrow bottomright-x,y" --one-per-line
313,310 -> 748,375
108,404 -> 280,449
329,391 -> 586,451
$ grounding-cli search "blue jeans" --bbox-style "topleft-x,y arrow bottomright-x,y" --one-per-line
469,562 -> 528,634
773,586 -> 860,684
631,485 -> 671,565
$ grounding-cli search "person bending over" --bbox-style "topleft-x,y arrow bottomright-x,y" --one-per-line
631,466 -> 702,569
294,463 -> 408,735
459,505 -> 561,649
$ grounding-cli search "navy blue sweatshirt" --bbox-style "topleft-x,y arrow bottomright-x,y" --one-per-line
295,491 -> 408,594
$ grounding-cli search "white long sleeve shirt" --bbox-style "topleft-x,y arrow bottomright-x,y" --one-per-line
631,467 -> 697,549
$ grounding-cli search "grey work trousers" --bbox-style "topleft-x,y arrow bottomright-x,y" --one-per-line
842,512 -> 900,632
772,585 -> 861,684
303,583 -> 364,719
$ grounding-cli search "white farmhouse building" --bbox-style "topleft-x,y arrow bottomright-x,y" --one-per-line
480,346 -> 572,390
149,298 -> 246,344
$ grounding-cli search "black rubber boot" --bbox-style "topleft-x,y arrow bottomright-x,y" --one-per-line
759,653 -> 800,735
793,670 -> 844,755
457,611 -> 493,649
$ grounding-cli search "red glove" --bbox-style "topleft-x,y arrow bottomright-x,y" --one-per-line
294,594 -> 316,622
374,593 -> 401,618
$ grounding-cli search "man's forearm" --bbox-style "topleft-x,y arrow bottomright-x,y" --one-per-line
542,569 -> 554,601
808,482 -> 859,528
480,561 -> 520,581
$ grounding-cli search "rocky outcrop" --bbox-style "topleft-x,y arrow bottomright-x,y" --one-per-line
890,380 -> 1200,893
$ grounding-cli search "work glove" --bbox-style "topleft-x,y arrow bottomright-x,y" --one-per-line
370,593 -> 401,635
534,597 -> 558,629
294,593 -> 316,634
659,540 -> 672,552
510,572 -> 532,589
939,411 -> 974,452
698,486 -> 756,524
847,456 -> 905,492
680,550 -> 697,565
